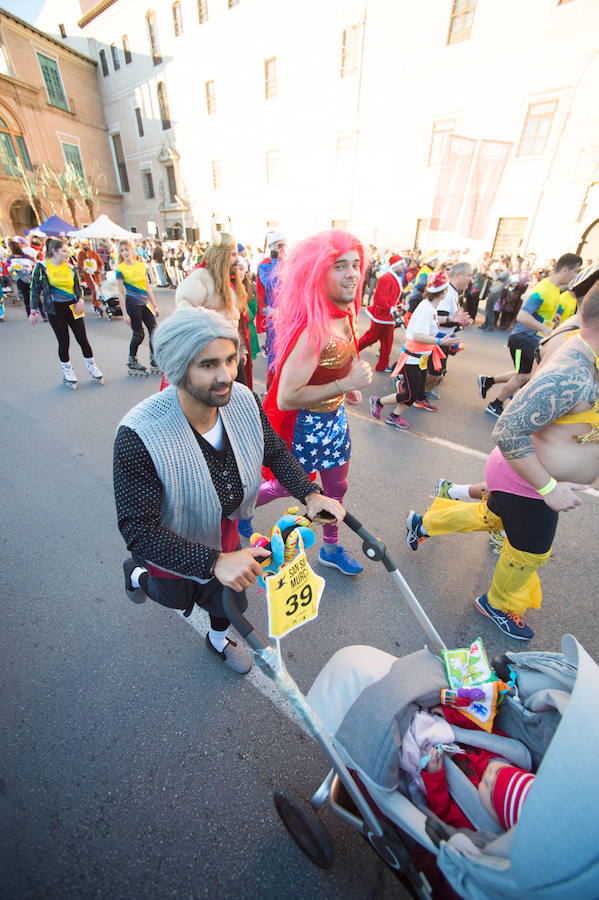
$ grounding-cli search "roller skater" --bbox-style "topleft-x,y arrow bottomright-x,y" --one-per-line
116,240 -> 160,374
30,238 -> 104,390
148,356 -> 161,375
127,356 -> 148,377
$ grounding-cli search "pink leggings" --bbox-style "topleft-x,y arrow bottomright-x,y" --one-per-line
255,461 -> 349,543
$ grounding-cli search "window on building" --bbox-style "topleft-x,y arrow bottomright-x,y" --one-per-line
172,2 -> 184,36
36,52 -> 68,110
264,57 -> 277,99
122,35 -> 132,64
266,220 -> 279,229
0,42 -> 13,77
146,11 -> 162,66
198,0 -> 209,24
62,142 -> 84,178
340,25 -> 360,78
0,123 -> 18,175
414,218 -> 428,252
228,0 -> 239,7
111,43 -> 120,71
165,164 -> 177,202
15,135 -> 32,170
447,0 -> 477,45
0,115 -> 32,173
517,100 -> 558,157
266,149 -> 280,185
427,118 -> 456,166
59,23 -> 67,39
157,82 -> 171,130
205,80 -> 216,115
491,217 -> 528,257
111,132 -> 130,192
211,159 -> 223,190
99,49 -> 109,77
134,107 -> 144,137
142,170 -> 155,199
331,219 -> 348,230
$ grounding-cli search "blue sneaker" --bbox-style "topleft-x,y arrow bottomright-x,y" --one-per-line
318,546 -> 363,575
406,510 -> 427,551
474,593 -> 534,640
237,518 -> 254,539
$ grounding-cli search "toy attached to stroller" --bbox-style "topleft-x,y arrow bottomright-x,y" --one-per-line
223,513 -> 599,900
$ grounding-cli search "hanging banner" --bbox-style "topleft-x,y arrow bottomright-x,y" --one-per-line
461,140 -> 513,240
429,135 -> 477,233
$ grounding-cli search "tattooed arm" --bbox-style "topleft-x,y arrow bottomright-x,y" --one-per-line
492,341 -> 594,510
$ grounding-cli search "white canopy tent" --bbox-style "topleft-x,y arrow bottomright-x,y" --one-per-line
68,215 -> 139,241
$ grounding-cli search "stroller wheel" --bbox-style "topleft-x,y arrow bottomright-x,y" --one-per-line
273,789 -> 334,870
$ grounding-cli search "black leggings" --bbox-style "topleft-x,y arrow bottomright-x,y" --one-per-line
48,301 -> 93,362
126,299 -> 157,357
395,362 -> 427,405
139,570 -> 248,632
487,490 -> 558,554
17,279 -> 31,317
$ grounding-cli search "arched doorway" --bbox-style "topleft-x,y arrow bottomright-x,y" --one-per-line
577,218 -> 599,263
10,199 -> 36,234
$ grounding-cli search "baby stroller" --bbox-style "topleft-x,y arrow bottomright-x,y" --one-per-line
223,513 -> 599,899
96,271 -> 122,320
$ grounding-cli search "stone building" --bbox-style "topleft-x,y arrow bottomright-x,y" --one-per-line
20,0 -> 599,259
0,9 -> 122,236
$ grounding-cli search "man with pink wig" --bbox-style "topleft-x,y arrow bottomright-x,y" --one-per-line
255,229 -> 373,575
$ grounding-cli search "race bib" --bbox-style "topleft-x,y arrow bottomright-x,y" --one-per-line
265,550 -> 324,638
69,303 -> 84,319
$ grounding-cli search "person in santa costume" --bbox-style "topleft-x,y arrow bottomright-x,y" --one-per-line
357,254 -> 406,372
239,229 -> 373,574
369,270 -> 458,428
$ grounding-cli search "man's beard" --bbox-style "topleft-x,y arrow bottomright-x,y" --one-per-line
181,373 -> 232,407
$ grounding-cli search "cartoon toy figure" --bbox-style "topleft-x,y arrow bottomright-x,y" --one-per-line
248,507 -> 316,590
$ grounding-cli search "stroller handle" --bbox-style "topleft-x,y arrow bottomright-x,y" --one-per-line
341,511 -> 397,572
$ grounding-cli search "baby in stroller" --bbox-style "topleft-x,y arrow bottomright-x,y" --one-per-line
418,707 -> 536,832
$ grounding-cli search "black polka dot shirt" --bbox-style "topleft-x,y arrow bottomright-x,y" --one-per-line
113,393 -> 319,579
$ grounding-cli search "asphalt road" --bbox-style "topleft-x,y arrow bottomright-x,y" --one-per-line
1,288 -> 597,899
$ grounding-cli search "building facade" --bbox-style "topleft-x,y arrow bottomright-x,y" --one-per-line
34,0 -> 599,258
0,9 -> 122,236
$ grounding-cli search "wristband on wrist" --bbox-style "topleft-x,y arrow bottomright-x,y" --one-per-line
538,477 -> 557,496
436,337 -> 442,345
334,379 -> 345,395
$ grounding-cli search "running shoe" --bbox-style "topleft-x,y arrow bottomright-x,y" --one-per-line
434,479 -> 453,499
426,389 -> 440,400
406,511 -> 427,551
474,593 -> 534,640
383,366 -> 394,374
413,398 -> 438,411
477,375 -> 493,399
369,396 -> 383,420
318,546 -> 363,575
486,399 -> 504,418
385,413 -> 410,430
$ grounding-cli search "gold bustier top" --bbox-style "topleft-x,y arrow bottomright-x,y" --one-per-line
303,331 -> 357,413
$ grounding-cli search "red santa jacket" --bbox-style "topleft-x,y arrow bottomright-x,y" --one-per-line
365,271 -> 402,324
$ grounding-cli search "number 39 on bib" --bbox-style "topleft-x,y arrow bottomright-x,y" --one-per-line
265,550 -> 325,639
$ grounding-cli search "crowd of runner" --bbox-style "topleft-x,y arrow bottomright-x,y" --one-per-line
1,225 -> 597,657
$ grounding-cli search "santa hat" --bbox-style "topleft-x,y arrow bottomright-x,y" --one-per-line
388,254 -> 405,268
427,270 -> 449,293
492,765 -> 536,831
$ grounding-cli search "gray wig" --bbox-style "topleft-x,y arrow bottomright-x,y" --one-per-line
152,308 -> 239,386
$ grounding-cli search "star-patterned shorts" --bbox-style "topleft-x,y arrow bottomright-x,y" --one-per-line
292,406 -> 351,474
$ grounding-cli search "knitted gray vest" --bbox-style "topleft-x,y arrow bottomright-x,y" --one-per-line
119,383 -> 263,557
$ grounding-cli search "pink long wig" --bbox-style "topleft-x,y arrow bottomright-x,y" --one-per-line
271,229 -> 365,371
